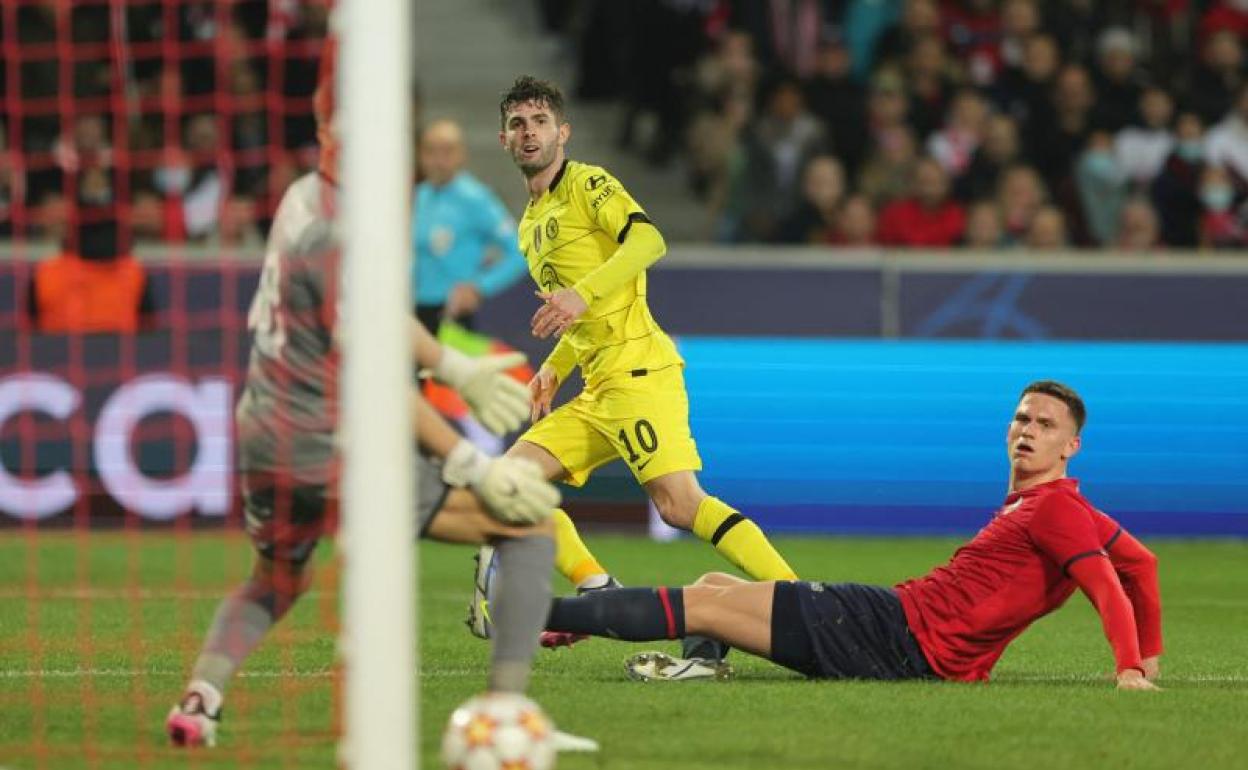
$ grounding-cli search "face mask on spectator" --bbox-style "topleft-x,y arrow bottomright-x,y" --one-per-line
1176,141 -> 1203,162
1201,186 -> 1234,212
155,165 -> 192,195
1083,150 -> 1117,176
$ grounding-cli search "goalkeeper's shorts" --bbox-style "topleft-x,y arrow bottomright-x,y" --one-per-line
518,364 -> 702,487
241,453 -> 449,564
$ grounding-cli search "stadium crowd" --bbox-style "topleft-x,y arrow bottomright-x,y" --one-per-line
0,0 -> 329,245
6,0 -> 1248,252
545,0 -> 1248,249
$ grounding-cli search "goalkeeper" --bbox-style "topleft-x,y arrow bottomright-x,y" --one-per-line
166,41 -> 593,751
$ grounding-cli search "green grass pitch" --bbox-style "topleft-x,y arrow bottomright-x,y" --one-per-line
1,532 -> 1245,769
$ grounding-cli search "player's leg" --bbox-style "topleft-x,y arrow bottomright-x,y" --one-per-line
606,367 -> 797,583
427,473 -> 600,751
544,573 -> 777,656
169,474 -> 326,747
426,488 -> 557,693
508,404 -> 620,591
645,470 -> 798,582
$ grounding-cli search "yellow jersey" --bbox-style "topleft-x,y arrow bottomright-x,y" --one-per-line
518,159 -> 682,391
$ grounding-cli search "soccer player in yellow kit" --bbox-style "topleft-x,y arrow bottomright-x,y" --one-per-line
483,76 -> 797,643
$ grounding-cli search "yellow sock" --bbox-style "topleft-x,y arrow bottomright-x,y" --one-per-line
552,508 -> 609,587
691,497 -> 797,581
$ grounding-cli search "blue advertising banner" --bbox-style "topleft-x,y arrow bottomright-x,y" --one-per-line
680,339 -> 1248,536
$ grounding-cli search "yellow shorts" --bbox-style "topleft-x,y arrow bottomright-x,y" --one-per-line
519,365 -> 702,486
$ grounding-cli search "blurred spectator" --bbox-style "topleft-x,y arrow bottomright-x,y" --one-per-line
1043,0 -> 1112,65
153,114 -> 225,241
876,157 -> 967,247
1151,111 -> 1207,247
858,124 -> 920,205
1199,0 -> 1248,41
829,194 -> 878,246
688,30 -> 759,199
1187,30 -> 1245,126
805,39 -> 869,178
996,163 -> 1048,241
1114,86 -> 1175,190
843,0 -> 905,80
774,155 -> 846,244
873,0 -> 942,75
1090,27 -> 1145,133
927,88 -> 989,177
995,32 -> 1061,131
688,91 -> 750,206
0,125 -> 24,237
412,120 -> 527,332
997,0 -> 1042,73
1116,198 -> 1163,250
615,1 -> 708,165
741,0 -> 834,78
1025,205 -> 1069,249
864,68 -> 912,152
955,113 -> 1021,201
904,34 -> 959,140
1027,64 -> 1096,193
721,78 -> 826,242
1075,130 -> 1130,245
963,200 -> 1007,249
27,205 -> 156,333
693,30 -> 760,110
1204,83 -> 1248,185
1197,164 -> 1248,248
944,0 -> 1004,87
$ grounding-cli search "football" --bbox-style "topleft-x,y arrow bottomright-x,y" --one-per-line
441,692 -> 556,770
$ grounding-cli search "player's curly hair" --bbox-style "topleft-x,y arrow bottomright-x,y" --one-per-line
1021,380 -> 1086,433
499,75 -> 566,127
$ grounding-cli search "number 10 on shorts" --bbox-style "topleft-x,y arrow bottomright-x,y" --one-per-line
618,419 -> 658,466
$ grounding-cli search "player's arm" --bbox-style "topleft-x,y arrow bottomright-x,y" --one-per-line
409,387 -> 558,524
529,334 -> 576,421
410,316 -> 530,435
1065,556 -> 1155,689
1103,525 -> 1163,677
1030,501 -> 1157,690
569,217 -> 665,306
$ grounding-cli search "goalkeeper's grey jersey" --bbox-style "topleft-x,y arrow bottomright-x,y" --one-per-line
236,173 -> 340,483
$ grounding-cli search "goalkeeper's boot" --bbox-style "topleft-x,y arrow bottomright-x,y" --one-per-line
167,680 -> 222,747
539,575 -> 622,649
624,651 -> 734,682
465,545 -> 497,640
552,729 -> 601,753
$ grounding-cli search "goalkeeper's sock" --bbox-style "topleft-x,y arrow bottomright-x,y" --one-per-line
488,533 -> 555,693
553,508 -> 610,588
546,587 -> 685,641
190,579 -> 288,694
692,497 -> 798,581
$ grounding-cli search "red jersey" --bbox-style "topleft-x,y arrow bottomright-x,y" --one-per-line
875,199 -> 967,247
896,478 -> 1160,681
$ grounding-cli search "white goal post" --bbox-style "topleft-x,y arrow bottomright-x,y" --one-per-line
339,0 -> 416,767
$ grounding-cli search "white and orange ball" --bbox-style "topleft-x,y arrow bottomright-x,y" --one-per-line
441,692 -> 556,770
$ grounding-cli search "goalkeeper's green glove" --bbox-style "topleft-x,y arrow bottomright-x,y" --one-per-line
441,440 -> 559,525
433,348 -> 530,435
